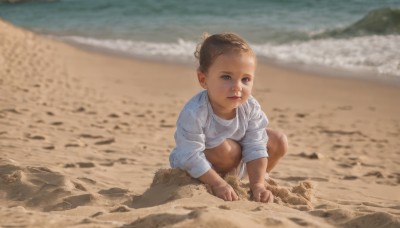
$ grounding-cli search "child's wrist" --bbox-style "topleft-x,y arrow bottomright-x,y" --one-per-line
209,179 -> 227,188
198,169 -> 226,187
250,182 -> 265,190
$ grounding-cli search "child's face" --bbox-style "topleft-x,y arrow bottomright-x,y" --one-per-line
197,51 -> 256,119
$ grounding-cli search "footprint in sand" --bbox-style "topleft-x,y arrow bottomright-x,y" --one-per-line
160,122 -> 175,128
43,145 -> 55,150
71,181 -> 87,191
94,138 -> 115,145
218,205 -> 231,210
64,138 -> 87,148
0,108 -> 21,114
295,113 -> 308,118
77,177 -> 97,185
50,121 -> 63,126
264,217 -> 285,226
110,205 -> 130,213
99,161 -> 114,167
25,134 -> 46,140
343,175 -> 358,180
77,162 -> 95,168
90,211 -> 104,218
299,152 -> 324,160
363,171 -> 384,178
289,217 -> 311,226
79,134 -> 103,139
48,194 -> 95,211
310,208 -> 355,224
98,188 -> 129,197
73,107 -> 86,113
64,143 -> 80,148
64,163 -> 76,168
108,113 -> 120,118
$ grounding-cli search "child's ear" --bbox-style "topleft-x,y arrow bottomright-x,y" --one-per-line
197,70 -> 207,89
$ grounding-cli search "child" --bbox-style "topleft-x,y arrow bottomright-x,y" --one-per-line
169,33 -> 288,203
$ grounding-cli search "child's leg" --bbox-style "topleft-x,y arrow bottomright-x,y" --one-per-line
204,139 -> 242,174
203,129 -> 287,175
266,129 -> 288,172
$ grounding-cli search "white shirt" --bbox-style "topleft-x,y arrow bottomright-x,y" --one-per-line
169,90 -> 269,178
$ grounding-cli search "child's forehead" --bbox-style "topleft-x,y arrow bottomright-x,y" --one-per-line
208,52 -> 256,76
213,51 -> 256,65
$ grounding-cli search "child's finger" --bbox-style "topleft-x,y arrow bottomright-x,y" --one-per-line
231,191 -> 239,201
262,191 -> 273,203
259,192 -> 268,202
225,192 -> 233,201
254,192 -> 261,202
267,192 -> 274,203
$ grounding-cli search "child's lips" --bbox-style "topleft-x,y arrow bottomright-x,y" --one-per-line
228,96 -> 241,100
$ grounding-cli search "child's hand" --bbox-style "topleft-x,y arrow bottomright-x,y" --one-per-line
251,183 -> 273,203
199,169 -> 239,201
211,181 -> 239,201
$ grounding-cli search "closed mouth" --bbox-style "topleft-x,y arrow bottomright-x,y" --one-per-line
228,96 -> 241,100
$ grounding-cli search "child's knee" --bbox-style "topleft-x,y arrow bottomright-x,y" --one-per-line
277,132 -> 288,157
267,129 -> 288,157
207,139 -> 242,173
216,139 -> 242,162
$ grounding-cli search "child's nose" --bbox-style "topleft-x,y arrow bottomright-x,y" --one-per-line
231,80 -> 242,92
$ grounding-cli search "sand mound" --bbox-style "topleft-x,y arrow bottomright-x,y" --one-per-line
342,212 -> 400,228
127,168 -> 314,211
224,174 -> 314,209
266,180 -> 314,209
0,158 -> 97,211
309,208 -> 355,224
125,169 -> 208,209
225,174 -> 314,210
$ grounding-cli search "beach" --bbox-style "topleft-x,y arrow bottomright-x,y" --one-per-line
1,19 -> 400,227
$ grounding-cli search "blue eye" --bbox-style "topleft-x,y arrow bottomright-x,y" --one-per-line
221,75 -> 231,80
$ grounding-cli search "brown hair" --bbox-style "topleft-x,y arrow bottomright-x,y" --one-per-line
194,32 -> 254,73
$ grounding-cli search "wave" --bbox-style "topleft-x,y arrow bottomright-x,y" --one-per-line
253,35 -> 400,78
60,36 -> 196,62
316,7 -> 400,38
59,34 -> 400,79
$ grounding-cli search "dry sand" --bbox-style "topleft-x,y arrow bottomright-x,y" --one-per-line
1,19 -> 399,227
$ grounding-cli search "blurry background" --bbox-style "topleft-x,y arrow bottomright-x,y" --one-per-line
1,0 -> 399,79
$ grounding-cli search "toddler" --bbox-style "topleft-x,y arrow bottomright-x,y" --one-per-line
170,33 -> 288,203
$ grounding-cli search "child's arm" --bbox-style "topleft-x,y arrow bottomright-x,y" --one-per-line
199,169 -> 239,201
247,157 -> 273,203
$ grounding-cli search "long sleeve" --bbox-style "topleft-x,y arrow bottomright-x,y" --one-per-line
240,98 -> 269,163
169,109 -> 211,178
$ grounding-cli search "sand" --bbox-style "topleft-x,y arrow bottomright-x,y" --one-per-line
1,19 -> 399,227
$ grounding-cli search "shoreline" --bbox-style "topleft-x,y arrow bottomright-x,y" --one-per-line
51,34 -> 400,88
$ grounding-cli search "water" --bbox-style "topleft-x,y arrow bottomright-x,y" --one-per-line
1,0 -> 400,80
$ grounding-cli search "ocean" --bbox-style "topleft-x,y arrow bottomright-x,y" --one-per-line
1,0 -> 400,81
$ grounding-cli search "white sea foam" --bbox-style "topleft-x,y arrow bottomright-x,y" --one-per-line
253,35 -> 400,78
61,36 -> 196,62
61,35 -> 400,79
